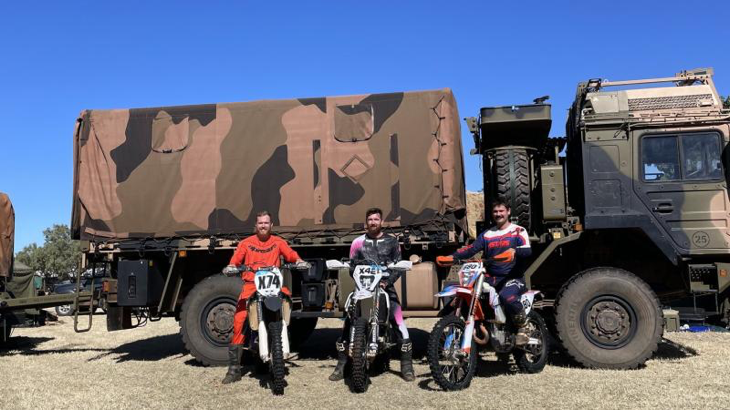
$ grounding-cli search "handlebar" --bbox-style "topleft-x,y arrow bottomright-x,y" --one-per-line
222,261 -> 311,277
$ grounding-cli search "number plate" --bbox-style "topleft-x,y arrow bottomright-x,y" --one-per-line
255,269 -> 283,297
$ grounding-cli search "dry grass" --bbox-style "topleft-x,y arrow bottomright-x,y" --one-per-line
1,315 -> 729,410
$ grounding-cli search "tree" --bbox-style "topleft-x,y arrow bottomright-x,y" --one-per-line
16,224 -> 80,280
723,95 -> 730,109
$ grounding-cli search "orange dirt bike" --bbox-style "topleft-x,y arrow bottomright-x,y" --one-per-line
427,259 -> 549,391
231,262 -> 310,395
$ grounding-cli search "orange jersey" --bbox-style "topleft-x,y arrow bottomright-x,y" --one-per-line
229,235 -> 300,282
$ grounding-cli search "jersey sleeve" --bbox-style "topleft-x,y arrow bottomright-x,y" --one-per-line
349,236 -> 364,260
452,232 -> 485,260
515,226 -> 532,258
391,237 -> 402,262
229,241 -> 247,266
278,238 -> 301,263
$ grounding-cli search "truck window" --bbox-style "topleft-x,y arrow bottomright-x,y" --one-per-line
681,133 -> 723,180
642,136 -> 680,181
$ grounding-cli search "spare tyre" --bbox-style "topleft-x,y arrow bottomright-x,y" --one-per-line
489,148 -> 531,230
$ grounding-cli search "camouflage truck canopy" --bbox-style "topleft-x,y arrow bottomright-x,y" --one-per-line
0,192 -> 14,277
72,89 -> 466,240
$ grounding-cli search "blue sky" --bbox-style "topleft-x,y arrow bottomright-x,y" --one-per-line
1,1 -> 728,250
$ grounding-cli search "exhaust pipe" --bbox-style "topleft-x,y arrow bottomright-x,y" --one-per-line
473,323 -> 489,346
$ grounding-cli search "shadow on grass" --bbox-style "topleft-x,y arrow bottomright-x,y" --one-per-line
0,336 -> 55,354
654,337 -> 698,360
86,333 -> 187,363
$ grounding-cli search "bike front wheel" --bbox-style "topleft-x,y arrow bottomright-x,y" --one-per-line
427,315 -> 477,391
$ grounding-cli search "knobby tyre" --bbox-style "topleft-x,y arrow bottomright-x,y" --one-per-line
513,311 -> 549,373
268,320 -> 286,395
554,267 -> 663,369
427,315 -> 477,391
491,149 -> 531,230
350,318 -> 369,393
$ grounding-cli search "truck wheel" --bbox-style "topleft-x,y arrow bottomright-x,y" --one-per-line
56,304 -> 74,316
491,149 -> 531,230
554,267 -> 663,369
180,275 -> 243,366
289,317 -> 318,349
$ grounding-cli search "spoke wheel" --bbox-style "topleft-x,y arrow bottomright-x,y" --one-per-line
427,315 -> 477,391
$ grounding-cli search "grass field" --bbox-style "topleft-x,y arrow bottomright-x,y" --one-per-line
1,315 -> 728,410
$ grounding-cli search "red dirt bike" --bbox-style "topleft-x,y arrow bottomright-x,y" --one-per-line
427,259 -> 549,390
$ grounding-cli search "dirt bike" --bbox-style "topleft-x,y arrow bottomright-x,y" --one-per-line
427,259 -> 549,391
326,258 -> 412,393
233,262 -> 309,395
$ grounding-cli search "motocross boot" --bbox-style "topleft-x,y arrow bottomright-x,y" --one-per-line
221,345 -> 243,384
329,339 -> 348,381
512,310 -> 530,346
400,339 -> 415,382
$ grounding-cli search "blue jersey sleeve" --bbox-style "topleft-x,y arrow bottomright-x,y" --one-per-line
452,233 -> 486,260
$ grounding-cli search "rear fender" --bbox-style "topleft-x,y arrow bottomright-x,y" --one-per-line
520,290 -> 541,315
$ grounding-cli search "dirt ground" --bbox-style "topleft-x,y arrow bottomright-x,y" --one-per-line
1,315 -> 728,410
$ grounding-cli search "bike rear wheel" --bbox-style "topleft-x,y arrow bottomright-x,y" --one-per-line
513,311 -> 550,373
427,315 -> 477,391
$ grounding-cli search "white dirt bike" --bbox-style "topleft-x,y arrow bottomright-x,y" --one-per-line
326,258 -> 412,393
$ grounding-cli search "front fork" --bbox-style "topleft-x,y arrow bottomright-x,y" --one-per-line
460,274 -> 485,354
256,298 -> 291,362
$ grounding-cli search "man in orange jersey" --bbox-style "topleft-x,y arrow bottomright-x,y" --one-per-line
220,210 -> 306,384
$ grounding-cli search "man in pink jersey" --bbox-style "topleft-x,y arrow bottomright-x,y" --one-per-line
328,207 -> 415,382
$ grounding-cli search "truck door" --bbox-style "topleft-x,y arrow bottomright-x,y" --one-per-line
634,130 -> 729,253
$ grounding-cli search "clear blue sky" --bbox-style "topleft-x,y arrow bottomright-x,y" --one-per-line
1,1 -> 728,251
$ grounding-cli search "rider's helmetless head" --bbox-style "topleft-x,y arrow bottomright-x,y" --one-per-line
255,210 -> 273,239
491,200 -> 511,229
365,207 -> 383,238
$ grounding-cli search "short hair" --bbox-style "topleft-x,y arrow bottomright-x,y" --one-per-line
256,210 -> 272,220
490,199 -> 511,211
365,207 -> 383,219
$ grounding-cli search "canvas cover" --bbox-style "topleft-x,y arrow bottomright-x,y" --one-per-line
0,192 -> 14,277
72,89 -> 465,240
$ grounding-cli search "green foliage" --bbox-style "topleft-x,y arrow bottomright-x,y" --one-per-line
16,224 -> 80,280
723,95 -> 730,109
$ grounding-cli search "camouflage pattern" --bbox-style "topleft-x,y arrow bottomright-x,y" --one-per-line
567,68 -> 730,258
0,192 -> 14,278
72,90 -> 465,240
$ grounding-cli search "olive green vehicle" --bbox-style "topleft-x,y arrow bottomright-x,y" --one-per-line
72,69 -> 730,370
1,193 -> 94,345
72,90 -> 466,366
466,67 -> 730,369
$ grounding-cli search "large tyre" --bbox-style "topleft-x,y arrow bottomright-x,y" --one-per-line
513,311 -> 549,373
555,267 -> 663,369
491,149 -> 531,230
288,317 -> 318,349
427,315 -> 478,391
180,275 -> 243,366
268,320 -> 287,395
350,318 -> 369,393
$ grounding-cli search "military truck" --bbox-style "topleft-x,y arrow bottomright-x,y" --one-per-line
74,69 -> 730,370
1,192 -> 94,344
0,192 -> 15,342
466,68 -> 729,369
71,89 -> 466,366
